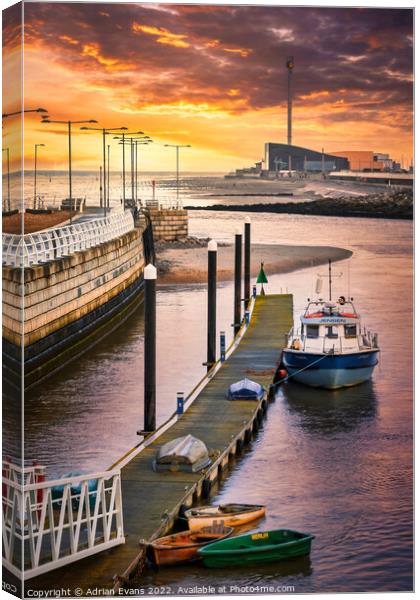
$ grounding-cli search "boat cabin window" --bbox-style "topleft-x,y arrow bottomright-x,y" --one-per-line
326,325 -> 339,339
344,324 -> 357,338
306,325 -> 319,339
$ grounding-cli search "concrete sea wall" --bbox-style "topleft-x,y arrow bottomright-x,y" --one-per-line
148,208 -> 188,241
2,227 -> 145,388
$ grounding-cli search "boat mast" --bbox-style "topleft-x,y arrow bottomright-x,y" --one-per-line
329,259 -> 332,301
317,260 -> 342,303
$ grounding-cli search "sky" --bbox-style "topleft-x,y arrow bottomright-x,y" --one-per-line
2,1 -> 414,172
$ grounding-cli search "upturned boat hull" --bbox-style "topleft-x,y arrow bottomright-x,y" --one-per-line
282,349 -> 379,389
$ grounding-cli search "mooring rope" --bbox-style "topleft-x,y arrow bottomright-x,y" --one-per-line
271,353 -> 331,388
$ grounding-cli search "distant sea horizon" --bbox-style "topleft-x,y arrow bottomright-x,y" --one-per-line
9,170 -> 228,177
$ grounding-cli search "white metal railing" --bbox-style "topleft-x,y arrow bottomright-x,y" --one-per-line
2,461 -> 47,488
2,462 -> 125,579
286,328 -> 378,353
139,195 -> 183,210
2,211 -> 135,268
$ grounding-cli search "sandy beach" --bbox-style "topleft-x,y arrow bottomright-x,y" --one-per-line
156,240 -> 352,284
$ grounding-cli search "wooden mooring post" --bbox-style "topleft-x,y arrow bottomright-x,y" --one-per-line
144,263 -> 156,432
244,216 -> 251,306
207,240 -> 217,371
234,229 -> 242,336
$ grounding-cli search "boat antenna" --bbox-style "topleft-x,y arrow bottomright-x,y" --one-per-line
329,259 -> 332,301
347,259 -> 351,300
317,261 -> 343,302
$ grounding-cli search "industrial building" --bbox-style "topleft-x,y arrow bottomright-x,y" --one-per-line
262,58 -> 349,175
229,56 -> 404,179
264,142 -> 349,173
331,150 -> 394,172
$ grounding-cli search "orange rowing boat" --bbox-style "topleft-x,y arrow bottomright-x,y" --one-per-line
147,524 -> 233,566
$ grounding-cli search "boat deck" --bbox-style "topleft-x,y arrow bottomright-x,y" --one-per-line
24,294 -> 293,595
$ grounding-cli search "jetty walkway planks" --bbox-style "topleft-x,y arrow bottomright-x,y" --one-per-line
28,294 -> 293,594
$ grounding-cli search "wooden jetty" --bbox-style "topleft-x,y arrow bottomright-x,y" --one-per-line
26,293 -> 293,594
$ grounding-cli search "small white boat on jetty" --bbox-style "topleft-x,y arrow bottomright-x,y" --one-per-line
281,266 -> 380,389
154,435 -> 211,473
227,378 -> 265,401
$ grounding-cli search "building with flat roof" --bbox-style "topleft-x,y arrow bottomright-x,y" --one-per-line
264,143 -> 349,173
332,150 -> 392,171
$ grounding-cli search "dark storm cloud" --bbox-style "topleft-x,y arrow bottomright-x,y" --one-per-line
22,3 -> 413,115
3,1 -> 23,49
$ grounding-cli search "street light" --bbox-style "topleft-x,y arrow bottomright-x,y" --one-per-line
113,131 -> 145,209
34,143 -> 46,209
164,144 -> 191,202
42,118 -> 98,223
2,147 -> 10,211
2,107 -> 48,119
107,144 -> 110,209
134,139 -> 153,203
117,138 -> 152,192
80,126 -> 127,216
118,138 -> 153,205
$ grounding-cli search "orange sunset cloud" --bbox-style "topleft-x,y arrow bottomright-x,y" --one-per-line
132,22 -> 191,48
1,3 -> 413,172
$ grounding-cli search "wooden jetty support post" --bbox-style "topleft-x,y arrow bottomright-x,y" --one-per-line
27,293 -> 293,595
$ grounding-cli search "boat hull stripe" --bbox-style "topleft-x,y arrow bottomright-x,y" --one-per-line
282,350 -> 379,370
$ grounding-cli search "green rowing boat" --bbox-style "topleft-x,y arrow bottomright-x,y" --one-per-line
198,529 -> 314,568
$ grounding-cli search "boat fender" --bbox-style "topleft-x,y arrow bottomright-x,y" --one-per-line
291,339 -> 301,350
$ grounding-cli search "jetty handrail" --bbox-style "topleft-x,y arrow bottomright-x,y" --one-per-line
2,210 -> 134,268
288,329 -> 377,351
110,295 -> 257,472
2,466 -> 125,579
139,196 -> 184,210
2,460 -> 46,478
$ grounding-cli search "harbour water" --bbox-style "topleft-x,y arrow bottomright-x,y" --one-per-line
4,174 -> 412,592
144,211 -> 412,593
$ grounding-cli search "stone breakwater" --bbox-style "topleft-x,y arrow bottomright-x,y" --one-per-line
186,190 -> 413,220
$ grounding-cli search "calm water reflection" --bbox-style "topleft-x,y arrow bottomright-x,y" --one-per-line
283,379 -> 378,434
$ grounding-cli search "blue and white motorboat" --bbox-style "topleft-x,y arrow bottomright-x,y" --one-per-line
282,294 -> 380,390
